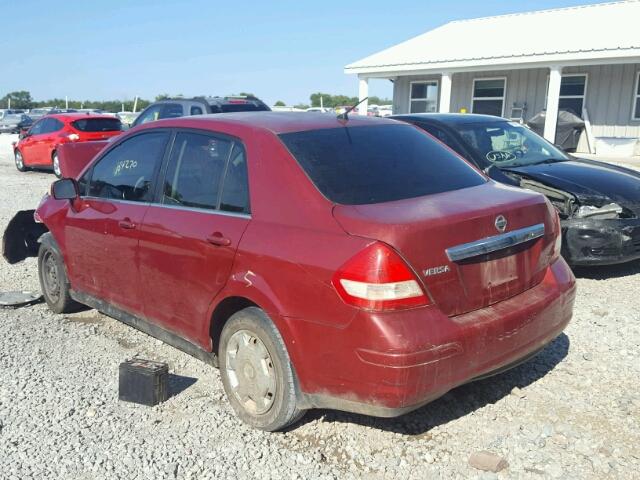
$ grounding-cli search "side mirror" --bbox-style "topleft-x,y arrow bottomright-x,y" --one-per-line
52,178 -> 79,200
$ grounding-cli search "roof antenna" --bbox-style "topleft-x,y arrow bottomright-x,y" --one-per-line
337,97 -> 368,121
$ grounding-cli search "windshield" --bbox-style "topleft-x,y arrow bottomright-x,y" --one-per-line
279,124 -> 486,205
458,121 -> 568,168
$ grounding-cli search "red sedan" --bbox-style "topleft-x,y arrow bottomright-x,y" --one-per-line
13,113 -> 123,177
29,113 -> 575,431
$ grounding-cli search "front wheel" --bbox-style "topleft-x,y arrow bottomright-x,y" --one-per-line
37,243 -> 80,314
15,150 -> 27,172
52,151 -> 61,178
219,307 -> 305,431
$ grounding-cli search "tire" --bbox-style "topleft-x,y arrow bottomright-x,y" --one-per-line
37,243 -> 80,314
219,307 -> 305,431
14,150 -> 27,172
52,151 -> 61,178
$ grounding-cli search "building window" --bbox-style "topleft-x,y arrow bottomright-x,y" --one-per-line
558,74 -> 587,116
409,81 -> 438,113
634,72 -> 640,121
472,78 -> 506,116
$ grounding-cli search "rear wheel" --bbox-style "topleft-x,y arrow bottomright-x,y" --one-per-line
37,244 -> 80,314
219,307 -> 305,431
52,151 -> 61,178
14,150 -> 27,172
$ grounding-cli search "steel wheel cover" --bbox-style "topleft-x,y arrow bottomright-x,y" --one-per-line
225,329 -> 277,415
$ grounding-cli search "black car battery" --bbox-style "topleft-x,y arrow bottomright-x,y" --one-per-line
118,358 -> 169,406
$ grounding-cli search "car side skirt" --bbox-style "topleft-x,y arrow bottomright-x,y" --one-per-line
70,290 -> 218,367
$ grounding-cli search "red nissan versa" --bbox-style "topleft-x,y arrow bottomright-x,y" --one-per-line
14,113 -> 123,177
31,112 -> 575,431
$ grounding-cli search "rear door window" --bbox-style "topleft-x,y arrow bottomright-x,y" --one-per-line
88,131 -> 169,202
279,124 -> 486,205
162,132 -> 232,210
72,118 -> 122,132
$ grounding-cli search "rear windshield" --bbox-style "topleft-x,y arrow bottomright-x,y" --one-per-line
279,124 -> 486,205
72,118 -> 122,132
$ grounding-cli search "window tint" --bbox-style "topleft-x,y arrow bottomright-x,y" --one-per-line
279,125 -> 486,205
39,118 -> 56,134
418,123 -> 459,151
29,120 -> 44,135
220,145 -> 250,214
190,105 -> 203,115
160,103 -> 183,119
72,118 -> 122,132
162,132 -> 231,210
88,131 -> 168,202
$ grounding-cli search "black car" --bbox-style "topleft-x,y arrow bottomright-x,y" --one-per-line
392,113 -> 640,266
131,95 -> 270,128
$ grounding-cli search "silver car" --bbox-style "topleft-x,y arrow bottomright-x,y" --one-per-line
0,114 -> 32,134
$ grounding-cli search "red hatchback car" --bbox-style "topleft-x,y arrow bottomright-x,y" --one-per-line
14,113 -> 123,177
31,113 -> 575,430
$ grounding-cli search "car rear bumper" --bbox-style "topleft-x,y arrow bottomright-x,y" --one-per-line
290,257 -> 576,417
562,218 -> 640,266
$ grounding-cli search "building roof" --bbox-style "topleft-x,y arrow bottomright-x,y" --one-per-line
345,1 -> 640,76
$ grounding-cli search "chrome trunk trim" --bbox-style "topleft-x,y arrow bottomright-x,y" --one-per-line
446,223 -> 545,262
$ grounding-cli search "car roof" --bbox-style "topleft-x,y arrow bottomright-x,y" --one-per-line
47,113 -> 120,121
392,113 -> 507,126
146,111 -> 401,134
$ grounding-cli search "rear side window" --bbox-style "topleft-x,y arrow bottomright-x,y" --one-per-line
162,132 -> 232,210
220,145 -> 250,214
190,106 -> 203,115
279,124 -> 486,205
88,131 -> 169,202
72,118 -> 122,132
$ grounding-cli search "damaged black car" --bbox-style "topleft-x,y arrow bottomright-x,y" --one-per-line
393,113 -> 640,266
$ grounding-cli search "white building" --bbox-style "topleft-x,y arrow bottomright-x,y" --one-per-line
345,1 -> 640,154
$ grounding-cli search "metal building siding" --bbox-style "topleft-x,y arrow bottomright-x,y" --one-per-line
392,64 -> 640,139
563,64 -> 640,138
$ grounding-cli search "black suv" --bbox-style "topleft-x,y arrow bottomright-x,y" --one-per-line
131,96 -> 270,128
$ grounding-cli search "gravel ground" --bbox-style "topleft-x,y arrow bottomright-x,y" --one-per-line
0,133 -> 639,479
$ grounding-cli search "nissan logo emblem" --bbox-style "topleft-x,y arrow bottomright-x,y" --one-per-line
495,215 -> 508,233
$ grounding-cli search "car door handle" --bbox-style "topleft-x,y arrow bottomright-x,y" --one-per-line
118,219 -> 136,230
206,232 -> 231,247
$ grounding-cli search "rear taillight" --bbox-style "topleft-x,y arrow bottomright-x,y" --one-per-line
332,242 -> 429,312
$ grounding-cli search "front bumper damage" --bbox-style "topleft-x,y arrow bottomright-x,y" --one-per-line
562,218 -> 640,266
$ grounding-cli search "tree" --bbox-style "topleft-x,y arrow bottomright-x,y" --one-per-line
274,100 -> 286,107
1,91 -> 34,109
308,92 -> 392,109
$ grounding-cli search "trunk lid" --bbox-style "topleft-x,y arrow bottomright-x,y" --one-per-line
333,182 -> 557,317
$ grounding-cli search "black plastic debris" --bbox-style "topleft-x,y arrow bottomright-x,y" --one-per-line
2,210 -> 48,264
119,358 -> 168,406
0,291 -> 44,309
